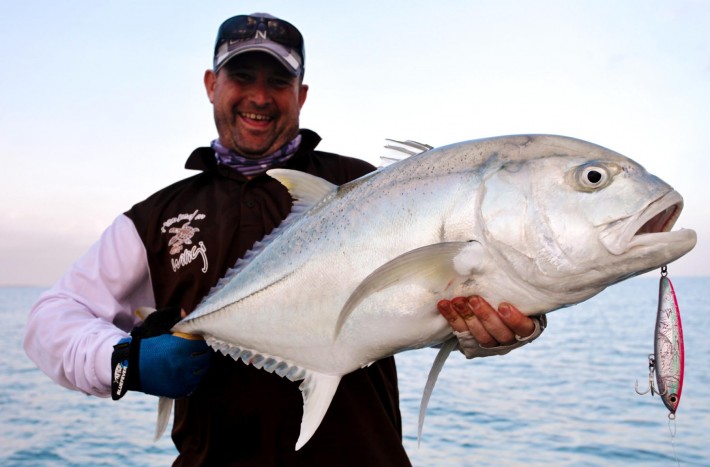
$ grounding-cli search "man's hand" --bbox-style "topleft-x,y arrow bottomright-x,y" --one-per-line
437,296 -> 546,358
111,307 -> 211,400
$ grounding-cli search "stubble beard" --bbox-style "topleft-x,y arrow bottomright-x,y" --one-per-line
222,108 -> 299,159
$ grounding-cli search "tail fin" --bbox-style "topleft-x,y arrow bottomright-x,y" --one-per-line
135,306 -> 157,321
155,396 -> 173,440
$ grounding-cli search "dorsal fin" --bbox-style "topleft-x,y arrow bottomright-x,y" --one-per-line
267,169 -> 338,208
380,138 -> 433,167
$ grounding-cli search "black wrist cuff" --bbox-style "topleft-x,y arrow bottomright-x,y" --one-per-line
111,338 -> 132,400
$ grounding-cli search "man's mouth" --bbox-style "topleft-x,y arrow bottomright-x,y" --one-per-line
240,112 -> 273,123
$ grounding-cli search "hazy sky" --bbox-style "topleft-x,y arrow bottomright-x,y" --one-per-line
2,0 -> 708,286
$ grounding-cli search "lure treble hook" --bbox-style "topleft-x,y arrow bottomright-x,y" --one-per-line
634,354 -> 667,396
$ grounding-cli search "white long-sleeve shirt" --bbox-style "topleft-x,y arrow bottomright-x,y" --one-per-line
24,214 -> 155,396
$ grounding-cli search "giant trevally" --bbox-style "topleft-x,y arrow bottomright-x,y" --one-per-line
168,134 -> 696,449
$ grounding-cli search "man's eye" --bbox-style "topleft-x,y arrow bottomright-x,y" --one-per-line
270,77 -> 292,88
231,72 -> 252,82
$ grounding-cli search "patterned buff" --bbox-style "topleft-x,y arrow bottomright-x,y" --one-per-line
211,134 -> 302,177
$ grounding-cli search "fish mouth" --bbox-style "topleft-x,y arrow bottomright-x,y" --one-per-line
600,191 -> 693,255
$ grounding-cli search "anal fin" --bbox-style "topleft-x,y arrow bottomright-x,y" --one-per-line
296,371 -> 342,450
204,336 -> 342,450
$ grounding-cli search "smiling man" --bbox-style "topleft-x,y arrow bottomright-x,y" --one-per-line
206,53 -> 307,158
24,13 -> 544,466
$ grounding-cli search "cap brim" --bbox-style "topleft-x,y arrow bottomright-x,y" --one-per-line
215,40 -> 302,75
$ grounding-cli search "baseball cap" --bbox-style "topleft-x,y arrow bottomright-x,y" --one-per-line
213,13 -> 305,76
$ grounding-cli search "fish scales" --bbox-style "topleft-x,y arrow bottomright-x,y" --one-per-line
169,134 -> 696,449
182,171 -> 471,366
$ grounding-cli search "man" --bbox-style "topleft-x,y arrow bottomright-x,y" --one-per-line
25,13 -> 544,465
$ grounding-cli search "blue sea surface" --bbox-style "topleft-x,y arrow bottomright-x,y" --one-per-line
2,277 -> 709,466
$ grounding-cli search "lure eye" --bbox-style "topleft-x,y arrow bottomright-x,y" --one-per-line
569,162 -> 617,192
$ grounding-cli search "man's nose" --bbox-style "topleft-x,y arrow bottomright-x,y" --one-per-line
248,80 -> 271,106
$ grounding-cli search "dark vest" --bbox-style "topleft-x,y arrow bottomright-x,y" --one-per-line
124,130 -> 411,466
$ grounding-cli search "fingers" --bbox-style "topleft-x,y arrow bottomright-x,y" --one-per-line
438,296 -> 507,347
437,298 -> 472,333
174,309 -> 204,340
172,331 -> 204,341
437,296 -> 536,347
497,302 -> 536,339
466,296 -> 516,346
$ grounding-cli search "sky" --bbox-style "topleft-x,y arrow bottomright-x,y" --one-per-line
1,0 -> 709,286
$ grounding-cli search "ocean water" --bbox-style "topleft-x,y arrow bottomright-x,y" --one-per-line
2,277 -> 709,466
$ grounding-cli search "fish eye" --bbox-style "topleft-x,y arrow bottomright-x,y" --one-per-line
585,168 -> 603,184
570,162 -> 616,192
583,167 -> 605,186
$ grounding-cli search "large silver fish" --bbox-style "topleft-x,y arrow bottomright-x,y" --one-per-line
170,134 -> 696,449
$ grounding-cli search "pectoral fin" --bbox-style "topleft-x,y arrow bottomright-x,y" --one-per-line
335,241 -> 485,337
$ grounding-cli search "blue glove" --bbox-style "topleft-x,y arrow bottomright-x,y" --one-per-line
111,307 -> 211,400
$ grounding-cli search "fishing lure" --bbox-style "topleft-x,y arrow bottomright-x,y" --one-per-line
635,266 -> 685,418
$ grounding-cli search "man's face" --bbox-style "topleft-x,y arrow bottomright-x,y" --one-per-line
204,53 -> 308,158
